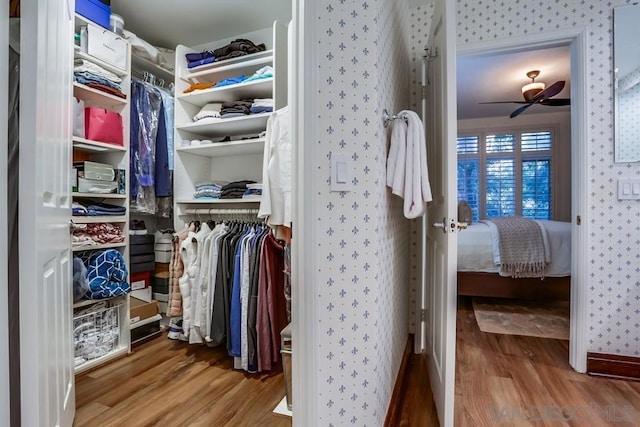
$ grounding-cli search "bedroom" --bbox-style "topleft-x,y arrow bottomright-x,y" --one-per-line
455,46 -> 574,341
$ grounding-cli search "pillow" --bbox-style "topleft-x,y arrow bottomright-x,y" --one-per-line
458,200 -> 473,224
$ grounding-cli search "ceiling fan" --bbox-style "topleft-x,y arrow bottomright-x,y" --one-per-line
480,70 -> 571,118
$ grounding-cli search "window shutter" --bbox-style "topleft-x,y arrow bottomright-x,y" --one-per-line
521,131 -> 552,151
486,134 -> 514,153
457,159 -> 479,221
485,158 -> 515,217
522,159 -> 551,219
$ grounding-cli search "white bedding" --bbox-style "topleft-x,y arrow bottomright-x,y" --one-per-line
457,219 -> 571,277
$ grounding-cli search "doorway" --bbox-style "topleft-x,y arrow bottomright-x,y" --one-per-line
453,28 -> 589,419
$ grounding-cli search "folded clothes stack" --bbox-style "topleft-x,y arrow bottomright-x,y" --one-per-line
250,98 -> 274,114
74,202 -> 127,217
220,180 -> 257,199
245,65 -> 274,84
193,182 -> 228,199
185,50 -> 215,69
184,38 -> 266,69
193,103 -> 222,122
220,99 -> 254,118
214,75 -> 247,88
74,59 -> 125,98
242,183 -> 263,200
72,223 -> 125,247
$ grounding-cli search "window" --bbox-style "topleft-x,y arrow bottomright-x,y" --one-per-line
457,130 -> 553,220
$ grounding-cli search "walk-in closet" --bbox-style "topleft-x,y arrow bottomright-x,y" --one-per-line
7,0 -> 295,425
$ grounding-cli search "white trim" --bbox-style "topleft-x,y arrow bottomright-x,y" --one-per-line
569,29 -> 589,373
0,3 -> 11,426
291,0 -> 318,425
457,27 -> 589,372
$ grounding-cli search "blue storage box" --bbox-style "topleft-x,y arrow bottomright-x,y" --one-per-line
76,0 -> 111,30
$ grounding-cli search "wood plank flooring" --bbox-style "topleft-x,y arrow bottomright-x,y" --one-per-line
74,333 -> 291,427
76,298 -> 640,426
454,296 -> 640,426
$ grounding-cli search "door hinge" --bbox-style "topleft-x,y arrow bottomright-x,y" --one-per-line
576,215 -> 581,225
421,309 -> 427,322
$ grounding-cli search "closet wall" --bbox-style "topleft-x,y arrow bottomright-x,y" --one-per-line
306,0 -> 413,424
457,0 -> 640,358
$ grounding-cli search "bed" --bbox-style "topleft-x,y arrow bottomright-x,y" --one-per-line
457,219 -> 571,301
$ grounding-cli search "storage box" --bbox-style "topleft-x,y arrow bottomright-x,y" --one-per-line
74,161 -> 115,182
154,250 -> 171,263
85,107 -> 123,146
130,271 -> 151,290
131,254 -> 155,264
155,262 -> 170,274
130,243 -> 154,255
130,261 -> 155,274
76,0 -> 111,30
131,287 -> 152,302
129,297 -> 158,323
73,303 -> 121,368
78,177 -> 117,193
130,235 -> 155,245
84,23 -> 127,70
152,272 -> 170,294
131,319 -> 161,346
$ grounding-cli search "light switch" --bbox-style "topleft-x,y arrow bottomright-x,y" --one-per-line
331,154 -> 352,192
618,178 -> 640,200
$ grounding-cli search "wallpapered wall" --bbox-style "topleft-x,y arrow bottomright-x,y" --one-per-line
455,0 -> 640,357
311,0 -> 412,424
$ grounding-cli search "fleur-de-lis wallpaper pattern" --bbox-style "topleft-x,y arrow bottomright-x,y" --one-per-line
309,0 -> 639,423
312,0 -> 412,424
454,0 -> 640,357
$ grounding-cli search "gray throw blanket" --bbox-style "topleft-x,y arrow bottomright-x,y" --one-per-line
486,217 -> 548,278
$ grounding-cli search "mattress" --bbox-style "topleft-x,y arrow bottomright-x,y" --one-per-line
457,219 -> 571,277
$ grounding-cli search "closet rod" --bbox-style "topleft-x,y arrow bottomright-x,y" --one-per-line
182,208 -> 259,216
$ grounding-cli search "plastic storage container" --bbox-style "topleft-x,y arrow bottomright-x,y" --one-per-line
110,13 -> 124,35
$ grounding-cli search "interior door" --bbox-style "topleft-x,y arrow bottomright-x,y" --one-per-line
1,2 -> 11,426
19,0 -> 75,425
421,0 -> 457,426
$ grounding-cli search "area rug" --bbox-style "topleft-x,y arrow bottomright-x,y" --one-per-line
472,297 -> 570,340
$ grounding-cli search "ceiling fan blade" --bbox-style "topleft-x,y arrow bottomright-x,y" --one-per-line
479,101 -> 531,104
510,103 -> 534,118
532,80 -> 565,102
540,98 -> 571,106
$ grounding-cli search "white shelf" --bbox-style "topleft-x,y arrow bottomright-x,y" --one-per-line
73,136 -> 127,152
176,199 -> 261,204
72,216 -> 127,224
131,54 -> 174,84
181,50 -> 273,82
177,113 -> 270,137
130,314 -> 163,330
73,192 -> 126,199
74,345 -> 129,375
73,82 -> 127,109
176,138 -> 265,157
73,295 -> 125,310
72,242 -> 127,252
75,49 -> 128,78
177,79 -> 273,106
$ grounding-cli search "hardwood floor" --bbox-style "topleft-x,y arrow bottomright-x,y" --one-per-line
454,296 -> 640,426
74,333 -> 291,427
76,299 -> 640,426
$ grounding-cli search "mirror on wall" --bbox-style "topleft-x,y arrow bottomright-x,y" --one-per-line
614,4 -> 640,163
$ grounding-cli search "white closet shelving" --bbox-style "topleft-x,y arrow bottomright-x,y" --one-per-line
172,22 -> 288,224
71,14 -> 132,374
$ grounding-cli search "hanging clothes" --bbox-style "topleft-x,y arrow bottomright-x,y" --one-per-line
168,218 -> 286,373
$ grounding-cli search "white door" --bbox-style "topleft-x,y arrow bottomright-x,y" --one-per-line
421,0 -> 457,426
1,2 -> 11,426
19,0 -> 75,425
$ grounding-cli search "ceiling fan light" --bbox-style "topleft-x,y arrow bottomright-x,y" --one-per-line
522,82 -> 545,101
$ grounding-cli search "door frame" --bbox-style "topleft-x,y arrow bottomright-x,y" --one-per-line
291,0 -> 318,425
457,27 -> 589,372
1,2 -> 11,425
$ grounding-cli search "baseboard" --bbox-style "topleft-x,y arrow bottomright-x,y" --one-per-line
384,334 -> 414,427
587,352 -> 640,381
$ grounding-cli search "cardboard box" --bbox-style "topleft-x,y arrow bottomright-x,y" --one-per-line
129,297 -> 158,324
131,287 -> 152,302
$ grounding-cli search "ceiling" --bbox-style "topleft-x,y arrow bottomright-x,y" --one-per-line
457,45 -> 571,120
110,0 -> 292,48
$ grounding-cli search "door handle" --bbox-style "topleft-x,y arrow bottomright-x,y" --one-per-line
431,217 -> 447,234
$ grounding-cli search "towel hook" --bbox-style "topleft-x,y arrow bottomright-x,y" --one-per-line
382,109 -> 407,128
